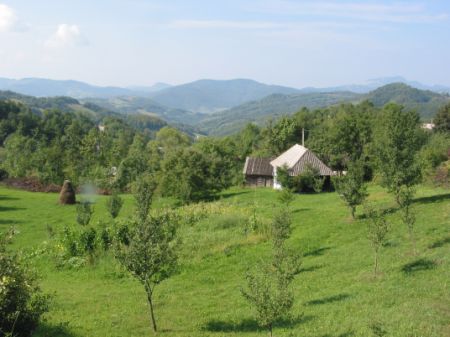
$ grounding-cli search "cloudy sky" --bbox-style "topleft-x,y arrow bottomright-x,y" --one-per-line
0,0 -> 449,88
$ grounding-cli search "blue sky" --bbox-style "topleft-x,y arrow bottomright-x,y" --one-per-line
0,0 -> 449,88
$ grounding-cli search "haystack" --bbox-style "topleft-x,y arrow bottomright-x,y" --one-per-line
59,180 -> 76,205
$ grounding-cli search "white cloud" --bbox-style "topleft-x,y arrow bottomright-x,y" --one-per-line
0,3 -> 26,32
45,24 -> 88,48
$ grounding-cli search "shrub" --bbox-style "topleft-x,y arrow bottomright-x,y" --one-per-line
0,231 -> 49,337
106,192 -> 123,219
76,201 -> 94,226
294,164 -> 323,193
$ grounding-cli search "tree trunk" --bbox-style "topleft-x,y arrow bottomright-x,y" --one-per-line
374,250 -> 378,276
269,324 -> 273,337
351,206 -> 355,219
145,283 -> 157,332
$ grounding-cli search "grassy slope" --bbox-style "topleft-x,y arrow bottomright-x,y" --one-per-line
0,185 -> 449,337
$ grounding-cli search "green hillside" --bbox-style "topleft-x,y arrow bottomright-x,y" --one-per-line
83,96 -> 205,126
198,91 -> 361,136
364,83 -> 450,119
198,84 -> 450,136
149,79 -> 300,114
1,184 -> 448,337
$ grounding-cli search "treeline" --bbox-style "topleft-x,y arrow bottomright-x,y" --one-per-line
0,99 -> 449,203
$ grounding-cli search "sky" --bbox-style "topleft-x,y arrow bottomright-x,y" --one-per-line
0,0 -> 449,88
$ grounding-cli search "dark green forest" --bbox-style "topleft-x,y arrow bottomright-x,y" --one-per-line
1,96 -> 449,203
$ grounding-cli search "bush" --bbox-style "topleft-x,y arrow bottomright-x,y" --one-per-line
294,164 -> 324,193
76,201 -> 94,226
106,192 -> 123,219
0,231 -> 49,337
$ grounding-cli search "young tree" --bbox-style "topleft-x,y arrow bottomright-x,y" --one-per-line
433,103 -> 450,133
116,212 -> 178,332
106,191 -> 123,219
276,164 -> 293,190
277,187 -> 295,208
334,160 -> 368,219
76,201 -> 94,226
242,208 -> 300,337
398,186 -> 417,254
133,174 -> 157,223
365,205 -> 389,275
373,104 -> 423,206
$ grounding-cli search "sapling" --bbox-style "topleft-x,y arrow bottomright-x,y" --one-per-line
398,186 -> 417,254
106,190 -> 123,219
76,201 -> 93,226
242,208 -> 300,337
335,159 -> 367,219
365,205 -> 389,275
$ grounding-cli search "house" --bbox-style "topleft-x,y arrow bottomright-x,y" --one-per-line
243,144 -> 335,189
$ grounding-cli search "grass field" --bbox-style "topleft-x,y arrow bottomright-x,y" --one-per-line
0,184 -> 449,337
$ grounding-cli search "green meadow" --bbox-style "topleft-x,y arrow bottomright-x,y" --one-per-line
0,184 -> 449,337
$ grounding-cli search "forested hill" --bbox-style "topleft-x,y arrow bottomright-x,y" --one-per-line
364,83 -> 450,119
198,83 -> 450,136
83,96 -> 205,126
148,79 -> 300,113
197,91 -> 361,136
0,90 -> 116,120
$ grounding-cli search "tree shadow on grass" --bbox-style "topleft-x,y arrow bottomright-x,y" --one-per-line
220,190 -> 251,199
34,322 -> 77,337
297,264 -> 324,274
0,194 -> 20,201
402,258 -> 437,274
413,193 -> 450,205
0,219 -> 22,225
0,205 -> 26,212
317,331 -> 355,337
292,208 -> 311,214
306,293 -> 351,306
203,315 -> 314,333
429,236 -> 450,249
304,246 -> 332,257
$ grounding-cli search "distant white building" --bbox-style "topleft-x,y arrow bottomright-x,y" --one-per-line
422,123 -> 435,130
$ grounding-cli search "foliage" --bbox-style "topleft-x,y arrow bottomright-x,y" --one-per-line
365,205 -> 389,275
133,174 -> 157,223
373,103 -> 424,204
159,148 -> 227,203
115,213 -> 178,332
334,160 -> 368,219
294,164 -> 324,193
0,230 -> 49,337
276,164 -> 293,190
397,186 -> 417,253
242,208 -> 300,337
277,188 -> 295,207
106,192 -> 123,219
433,102 -> 450,133
76,201 -> 94,226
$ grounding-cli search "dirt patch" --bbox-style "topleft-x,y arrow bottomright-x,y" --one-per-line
2,177 -> 61,193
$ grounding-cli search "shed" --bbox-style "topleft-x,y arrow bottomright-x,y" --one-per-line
243,157 -> 274,187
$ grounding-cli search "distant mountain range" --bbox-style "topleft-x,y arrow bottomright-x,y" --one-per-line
197,91 -> 361,135
0,77 -> 449,136
0,78 -> 172,98
147,79 -> 299,114
198,83 -> 450,135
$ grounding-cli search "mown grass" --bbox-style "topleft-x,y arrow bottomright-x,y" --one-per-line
0,184 -> 449,337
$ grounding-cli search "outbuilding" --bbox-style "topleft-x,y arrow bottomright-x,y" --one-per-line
243,144 -> 335,189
